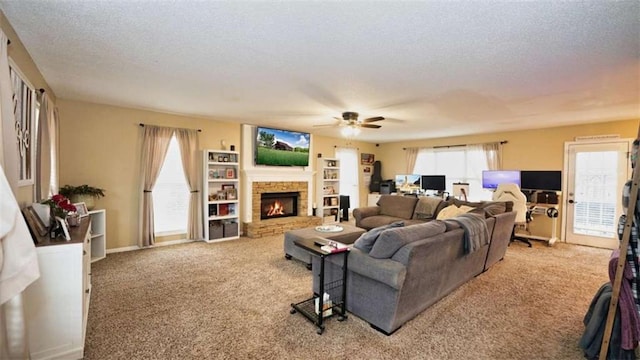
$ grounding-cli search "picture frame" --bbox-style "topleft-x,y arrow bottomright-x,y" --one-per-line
73,202 -> 89,217
225,168 -> 235,179
363,166 -> 371,173
56,216 -> 71,241
361,153 -> 375,165
22,206 -> 48,238
217,191 -> 227,200
226,188 -> 237,200
222,184 -> 235,190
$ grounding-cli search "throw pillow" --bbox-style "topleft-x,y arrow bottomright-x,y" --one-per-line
369,220 -> 447,259
436,205 -> 474,220
354,221 -> 405,253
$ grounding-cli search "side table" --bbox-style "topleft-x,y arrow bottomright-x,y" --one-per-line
290,237 -> 349,334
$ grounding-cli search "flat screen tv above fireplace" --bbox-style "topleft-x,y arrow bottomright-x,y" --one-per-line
255,126 -> 310,167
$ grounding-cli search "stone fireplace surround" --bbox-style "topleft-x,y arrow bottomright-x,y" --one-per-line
243,181 -> 320,238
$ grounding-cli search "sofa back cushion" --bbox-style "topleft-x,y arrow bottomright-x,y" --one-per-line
412,196 -> 444,220
353,221 -> 405,253
377,195 -> 419,219
369,220 -> 447,259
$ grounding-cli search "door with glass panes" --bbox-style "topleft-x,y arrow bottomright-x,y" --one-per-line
564,140 -> 631,249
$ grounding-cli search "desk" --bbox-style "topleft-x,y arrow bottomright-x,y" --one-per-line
515,203 -> 560,246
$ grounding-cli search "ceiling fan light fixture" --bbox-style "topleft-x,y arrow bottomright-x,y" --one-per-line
341,125 -> 361,138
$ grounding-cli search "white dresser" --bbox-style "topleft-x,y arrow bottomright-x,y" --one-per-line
23,218 -> 92,360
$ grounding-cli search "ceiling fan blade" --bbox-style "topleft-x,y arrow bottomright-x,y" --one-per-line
360,124 -> 382,129
363,116 -> 384,123
313,123 -> 339,128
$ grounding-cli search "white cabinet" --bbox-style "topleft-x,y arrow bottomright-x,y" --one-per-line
24,218 -> 92,360
88,209 -> 106,262
203,149 -> 240,242
316,157 -> 340,224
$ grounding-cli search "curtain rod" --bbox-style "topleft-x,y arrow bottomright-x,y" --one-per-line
139,123 -> 202,132
403,140 -> 507,150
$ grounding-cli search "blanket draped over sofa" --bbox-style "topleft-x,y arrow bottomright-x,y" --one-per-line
446,213 -> 489,254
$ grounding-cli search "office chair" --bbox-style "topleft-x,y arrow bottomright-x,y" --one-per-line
492,183 -> 532,247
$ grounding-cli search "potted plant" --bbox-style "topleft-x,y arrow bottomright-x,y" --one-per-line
59,184 -> 106,210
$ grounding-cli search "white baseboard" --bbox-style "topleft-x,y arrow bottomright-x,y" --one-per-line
106,239 -> 197,254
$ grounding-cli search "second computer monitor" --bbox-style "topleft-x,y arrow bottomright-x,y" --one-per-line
421,175 -> 446,192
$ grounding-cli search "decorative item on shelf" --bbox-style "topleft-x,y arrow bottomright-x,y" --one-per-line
41,194 -> 77,239
59,184 -> 105,210
230,145 -> 235,151
225,168 -> 235,179
226,188 -> 237,200
67,212 -> 80,227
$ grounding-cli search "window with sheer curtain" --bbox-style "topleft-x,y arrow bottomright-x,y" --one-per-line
153,135 -> 190,235
412,146 -> 493,200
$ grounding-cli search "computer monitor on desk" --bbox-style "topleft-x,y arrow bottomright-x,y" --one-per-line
421,175 -> 446,193
520,171 -> 562,204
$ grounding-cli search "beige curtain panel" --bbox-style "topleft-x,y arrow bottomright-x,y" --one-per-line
35,92 -> 52,201
483,142 -> 502,170
138,125 -> 173,247
175,128 -> 203,240
405,147 -> 419,174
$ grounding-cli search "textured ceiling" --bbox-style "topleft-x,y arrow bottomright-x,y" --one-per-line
1,1 -> 638,143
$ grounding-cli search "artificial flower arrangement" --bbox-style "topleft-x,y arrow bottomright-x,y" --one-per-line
42,194 -> 77,220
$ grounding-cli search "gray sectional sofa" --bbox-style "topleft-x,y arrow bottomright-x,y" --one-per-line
313,204 -> 516,335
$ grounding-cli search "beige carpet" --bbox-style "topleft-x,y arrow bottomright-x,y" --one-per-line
85,235 -> 611,359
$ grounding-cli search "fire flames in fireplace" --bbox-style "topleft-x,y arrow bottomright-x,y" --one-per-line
266,200 -> 285,216
260,191 -> 298,220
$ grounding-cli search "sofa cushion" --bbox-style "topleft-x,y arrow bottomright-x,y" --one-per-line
359,215 -> 406,230
377,195 -> 419,219
436,205 -> 474,220
479,202 -> 507,217
412,196 -> 443,220
354,221 -> 405,253
369,220 -> 447,259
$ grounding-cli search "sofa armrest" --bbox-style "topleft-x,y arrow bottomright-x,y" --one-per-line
484,211 -> 516,270
348,248 -> 407,290
353,206 -> 381,222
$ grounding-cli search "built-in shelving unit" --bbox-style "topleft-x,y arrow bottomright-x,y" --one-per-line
203,149 -> 240,242
316,157 -> 340,224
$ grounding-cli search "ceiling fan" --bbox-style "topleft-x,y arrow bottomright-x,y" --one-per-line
315,112 -> 385,136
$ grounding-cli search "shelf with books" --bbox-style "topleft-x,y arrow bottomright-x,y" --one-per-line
203,149 -> 240,243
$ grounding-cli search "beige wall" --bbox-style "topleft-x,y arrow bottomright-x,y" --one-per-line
57,99 -> 242,249
378,119 -> 639,180
1,11 -> 57,206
